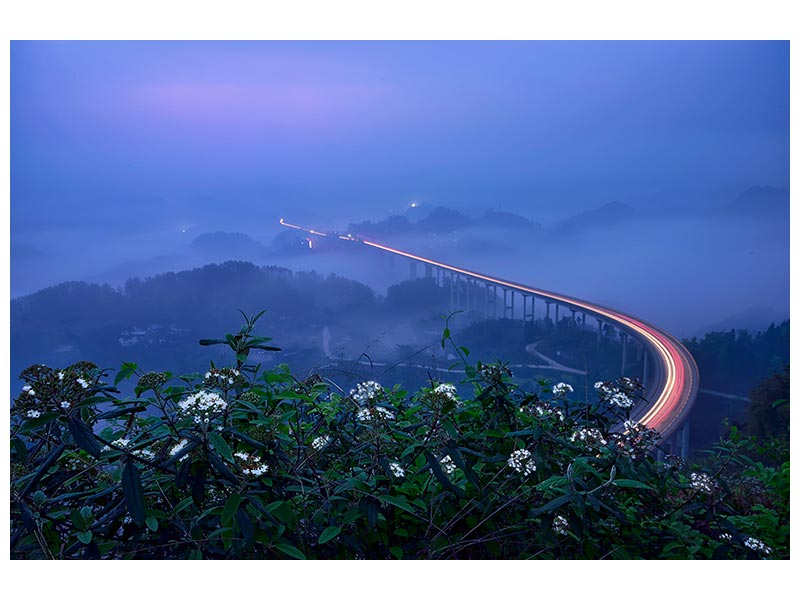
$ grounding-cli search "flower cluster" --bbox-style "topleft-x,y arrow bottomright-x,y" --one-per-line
138,371 -> 169,391
389,461 -> 405,478
177,390 -> 228,425
613,420 -> 661,458
311,435 -> 332,452
690,472 -> 717,494
356,406 -> 395,422
744,537 -> 772,555
570,427 -> 607,450
507,448 -> 537,476
594,380 -> 636,409
552,382 -> 573,397
350,380 -> 384,405
424,382 -> 461,410
478,363 -> 512,385
234,451 -> 269,478
437,455 -> 456,475
204,368 -> 242,388
522,402 -> 565,422
26,410 -> 41,419
552,515 -> 569,535
22,385 -> 36,397
169,439 -> 191,462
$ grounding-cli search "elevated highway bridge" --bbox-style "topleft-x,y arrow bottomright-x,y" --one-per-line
280,219 -> 699,457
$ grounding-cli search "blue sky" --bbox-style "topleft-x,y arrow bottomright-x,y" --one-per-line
11,41 -> 789,233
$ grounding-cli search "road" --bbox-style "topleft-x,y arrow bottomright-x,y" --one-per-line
279,219 -> 699,439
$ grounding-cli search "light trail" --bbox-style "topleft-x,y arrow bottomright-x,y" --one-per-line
278,219 -> 698,437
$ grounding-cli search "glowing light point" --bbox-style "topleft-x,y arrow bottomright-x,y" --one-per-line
411,202 -> 417,208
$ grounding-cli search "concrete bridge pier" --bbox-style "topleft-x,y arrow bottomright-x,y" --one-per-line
555,304 -> 560,326
678,421 -> 691,459
545,301 -> 552,323
425,264 -> 433,279
409,260 -> 417,280
597,318 -> 603,344
523,294 -> 534,323
621,333 -> 628,375
642,351 -> 649,388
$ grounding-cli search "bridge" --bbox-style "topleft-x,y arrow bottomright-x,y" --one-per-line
280,219 -> 700,458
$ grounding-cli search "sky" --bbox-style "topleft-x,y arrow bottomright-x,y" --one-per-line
11,41 -> 789,230
9,40 -> 791,334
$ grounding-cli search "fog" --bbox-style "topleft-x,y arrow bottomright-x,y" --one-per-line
11,41 -> 790,339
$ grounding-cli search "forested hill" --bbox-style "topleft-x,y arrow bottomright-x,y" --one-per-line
683,322 -> 790,395
10,261 -> 457,382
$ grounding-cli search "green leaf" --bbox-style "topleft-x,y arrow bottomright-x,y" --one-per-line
221,494 -> 242,526
318,525 -> 342,544
530,494 -> 573,517
378,494 -> 417,515
114,362 -> 138,386
613,479 -> 655,491
236,507 -> 254,547
145,515 -> 159,532
275,543 -> 306,559
98,405 -> 146,420
121,459 -> 146,527
77,531 -> 93,544
390,546 -> 404,559
208,450 -> 239,483
198,338 -> 227,346
207,432 -> 234,463
67,417 -> 102,458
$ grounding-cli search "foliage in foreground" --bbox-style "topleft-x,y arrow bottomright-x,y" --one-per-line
10,313 -> 789,559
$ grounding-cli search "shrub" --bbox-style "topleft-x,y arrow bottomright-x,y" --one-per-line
10,313 -> 789,559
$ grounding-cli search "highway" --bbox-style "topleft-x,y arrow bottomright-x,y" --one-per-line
279,219 -> 699,439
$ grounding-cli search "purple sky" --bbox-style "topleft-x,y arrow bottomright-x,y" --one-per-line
12,41 -> 789,233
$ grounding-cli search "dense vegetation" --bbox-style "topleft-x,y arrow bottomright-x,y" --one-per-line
10,313 -> 789,559
684,322 -> 789,395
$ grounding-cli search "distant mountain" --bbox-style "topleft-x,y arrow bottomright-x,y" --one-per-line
347,215 -> 413,238
552,201 -> 636,235
190,232 -> 270,259
724,186 -> 789,217
416,207 -> 473,232
477,209 -> 541,231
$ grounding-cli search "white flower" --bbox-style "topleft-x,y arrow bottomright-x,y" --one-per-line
609,392 -> 633,408
719,533 -> 733,543
112,437 -> 131,448
438,455 -> 456,475
235,451 -> 269,477
744,537 -> 772,555
60,401 -> 71,409
26,410 -> 41,419
58,371 -> 65,381
570,428 -> 607,447
389,461 -> 405,478
311,435 -> 332,451
552,515 -> 569,535
228,378 -> 234,385
169,439 -> 190,461
552,382 -> 573,396
204,372 -> 211,379
434,383 -> 458,399
374,406 -> 395,420
77,378 -> 89,389
351,380 -> 383,405
356,407 -> 372,422
593,381 -> 604,390
133,448 -> 156,460
507,448 -> 537,476
690,472 -> 716,494
177,390 -> 227,425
